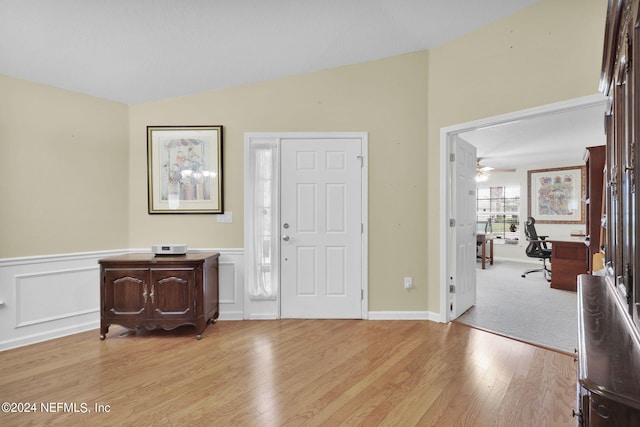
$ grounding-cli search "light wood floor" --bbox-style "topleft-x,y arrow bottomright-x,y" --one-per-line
0,320 -> 577,426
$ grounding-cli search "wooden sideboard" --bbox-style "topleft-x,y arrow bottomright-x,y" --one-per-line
99,252 -> 219,340
548,240 -> 587,292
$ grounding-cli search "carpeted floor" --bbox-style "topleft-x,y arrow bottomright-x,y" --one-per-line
455,260 -> 577,354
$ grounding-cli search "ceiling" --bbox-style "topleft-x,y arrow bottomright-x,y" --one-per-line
1,1 -> 604,167
459,100 -> 607,171
0,0 -> 541,104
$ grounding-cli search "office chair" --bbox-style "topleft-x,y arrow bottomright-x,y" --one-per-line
521,217 -> 552,282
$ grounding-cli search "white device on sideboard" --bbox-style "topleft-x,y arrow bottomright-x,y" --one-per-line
152,244 -> 188,255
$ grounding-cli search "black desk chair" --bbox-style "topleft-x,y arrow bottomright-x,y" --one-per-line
521,217 -> 552,282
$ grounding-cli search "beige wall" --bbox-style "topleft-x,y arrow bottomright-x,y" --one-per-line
1,0 -> 608,314
128,52 -> 430,311
425,0 -> 607,312
0,75 -> 130,258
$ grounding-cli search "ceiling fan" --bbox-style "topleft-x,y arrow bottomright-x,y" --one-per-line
476,158 -> 516,181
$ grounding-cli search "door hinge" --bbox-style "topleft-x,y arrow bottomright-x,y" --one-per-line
450,153 -> 455,162
357,155 -> 364,167
449,219 -> 456,227
361,223 -> 364,234
449,285 -> 455,293
361,289 -> 364,300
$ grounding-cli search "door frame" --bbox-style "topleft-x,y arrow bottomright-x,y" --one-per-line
439,94 -> 606,323
244,132 -> 369,319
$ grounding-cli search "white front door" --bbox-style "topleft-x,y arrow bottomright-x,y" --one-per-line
450,136 -> 477,320
280,137 -> 363,318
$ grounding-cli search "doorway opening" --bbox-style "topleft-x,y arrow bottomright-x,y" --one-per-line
439,94 -> 607,323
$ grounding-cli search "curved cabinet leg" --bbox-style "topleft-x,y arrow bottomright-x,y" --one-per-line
100,324 -> 110,340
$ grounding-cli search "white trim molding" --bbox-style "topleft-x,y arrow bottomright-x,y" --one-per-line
368,311 -> 439,321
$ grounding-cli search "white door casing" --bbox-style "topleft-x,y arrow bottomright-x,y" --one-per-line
449,137 -> 477,320
280,137 -> 364,318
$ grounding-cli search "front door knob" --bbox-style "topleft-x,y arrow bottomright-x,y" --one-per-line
282,235 -> 290,241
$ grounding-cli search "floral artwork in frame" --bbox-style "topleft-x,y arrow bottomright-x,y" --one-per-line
147,125 -> 223,214
527,166 -> 585,224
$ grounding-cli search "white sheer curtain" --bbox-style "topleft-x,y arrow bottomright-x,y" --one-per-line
246,141 -> 279,300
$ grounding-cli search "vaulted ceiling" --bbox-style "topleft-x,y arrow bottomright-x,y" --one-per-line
1,0 -> 541,104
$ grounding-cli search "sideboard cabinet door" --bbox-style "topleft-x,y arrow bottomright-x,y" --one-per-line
150,268 -> 197,320
103,268 -> 150,320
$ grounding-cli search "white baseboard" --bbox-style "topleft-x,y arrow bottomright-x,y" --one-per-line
245,313 -> 279,320
368,311 -> 439,321
218,312 -> 244,321
0,320 -> 100,351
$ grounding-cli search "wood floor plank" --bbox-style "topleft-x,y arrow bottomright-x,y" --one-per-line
0,320 -> 578,426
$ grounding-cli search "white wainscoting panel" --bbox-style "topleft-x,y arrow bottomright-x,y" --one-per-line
15,267 -> 98,327
0,248 -> 245,351
0,250 -> 127,351
213,249 -> 244,320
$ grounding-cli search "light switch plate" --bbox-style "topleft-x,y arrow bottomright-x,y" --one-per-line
217,212 -> 233,223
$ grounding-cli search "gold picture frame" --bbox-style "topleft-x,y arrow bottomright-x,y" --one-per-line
147,125 -> 223,214
527,165 -> 585,224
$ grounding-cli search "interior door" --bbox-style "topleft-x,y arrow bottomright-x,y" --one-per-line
280,137 -> 363,318
450,136 -> 477,320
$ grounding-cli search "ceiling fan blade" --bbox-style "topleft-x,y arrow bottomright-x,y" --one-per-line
477,157 -> 516,174
490,168 -> 517,172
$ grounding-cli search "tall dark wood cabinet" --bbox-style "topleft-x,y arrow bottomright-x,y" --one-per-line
575,0 -> 640,425
99,252 -> 219,340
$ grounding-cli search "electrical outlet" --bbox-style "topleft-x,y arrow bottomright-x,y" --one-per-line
404,277 -> 413,289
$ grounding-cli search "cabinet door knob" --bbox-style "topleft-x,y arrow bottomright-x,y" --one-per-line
572,409 -> 583,420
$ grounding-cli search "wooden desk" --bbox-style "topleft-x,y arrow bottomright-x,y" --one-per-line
477,233 -> 494,269
549,240 -> 587,291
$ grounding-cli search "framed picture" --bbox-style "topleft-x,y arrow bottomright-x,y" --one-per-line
527,166 -> 585,224
147,125 -> 223,214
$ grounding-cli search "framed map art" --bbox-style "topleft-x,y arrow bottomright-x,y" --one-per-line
147,125 -> 223,214
527,166 -> 585,224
